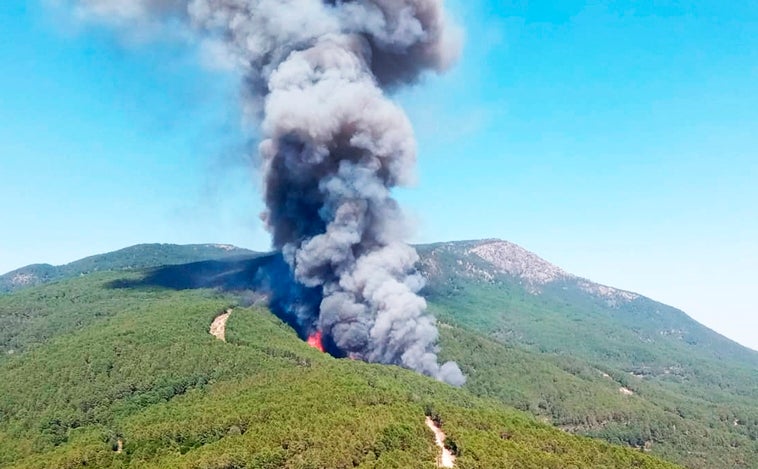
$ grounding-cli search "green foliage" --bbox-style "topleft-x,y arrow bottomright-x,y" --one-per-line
0,273 -> 679,468
0,244 -> 257,293
419,243 -> 758,469
2,241 -> 756,468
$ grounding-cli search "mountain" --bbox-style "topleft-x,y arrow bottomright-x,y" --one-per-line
418,240 -> 758,468
420,239 -> 757,371
0,271 -> 676,468
0,243 -> 257,294
1,240 -> 755,468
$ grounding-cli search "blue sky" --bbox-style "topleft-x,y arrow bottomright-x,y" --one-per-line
1,1 -> 756,350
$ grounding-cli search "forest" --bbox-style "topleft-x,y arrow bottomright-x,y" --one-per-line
0,271 -> 681,468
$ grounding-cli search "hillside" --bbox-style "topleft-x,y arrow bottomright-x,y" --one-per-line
0,244 -> 257,294
1,241 -> 756,468
0,272 -> 678,468
419,239 -> 758,369
420,240 -> 758,468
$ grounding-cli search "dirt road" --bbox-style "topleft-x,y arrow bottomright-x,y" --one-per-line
425,417 -> 455,468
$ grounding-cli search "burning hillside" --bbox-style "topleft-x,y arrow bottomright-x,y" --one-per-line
69,0 -> 464,386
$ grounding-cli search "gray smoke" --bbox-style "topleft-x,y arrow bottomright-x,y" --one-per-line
69,0 -> 465,386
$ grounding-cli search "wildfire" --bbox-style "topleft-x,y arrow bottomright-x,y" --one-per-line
307,331 -> 325,352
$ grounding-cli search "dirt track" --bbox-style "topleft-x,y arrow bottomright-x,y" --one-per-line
426,417 -> 455,467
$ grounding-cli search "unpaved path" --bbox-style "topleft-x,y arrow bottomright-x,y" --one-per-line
210,309 -> 233,342
426,417 -> 455,468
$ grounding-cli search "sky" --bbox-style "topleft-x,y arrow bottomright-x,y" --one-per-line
0,1 -> 756,350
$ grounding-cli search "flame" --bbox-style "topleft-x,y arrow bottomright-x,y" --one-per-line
307,331 -> 325,352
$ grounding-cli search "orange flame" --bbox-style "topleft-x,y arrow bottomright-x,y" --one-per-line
307,331 -> 325,352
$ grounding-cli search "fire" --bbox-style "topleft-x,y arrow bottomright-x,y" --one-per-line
307,331 -> 325,352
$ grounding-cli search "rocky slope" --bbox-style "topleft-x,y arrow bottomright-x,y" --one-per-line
419,239 -> 638,305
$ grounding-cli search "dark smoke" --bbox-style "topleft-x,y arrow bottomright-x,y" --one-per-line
69,0 -> 465,386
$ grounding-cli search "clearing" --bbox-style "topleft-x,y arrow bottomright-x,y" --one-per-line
209,309 -> 233,342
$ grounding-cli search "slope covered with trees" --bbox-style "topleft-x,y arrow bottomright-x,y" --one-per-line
1,242 -> 756,468
420,240 -> 758,468
0,272 -> 678,468
0,244 -> 257,294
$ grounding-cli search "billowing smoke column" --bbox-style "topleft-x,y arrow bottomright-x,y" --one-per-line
71,0 -> 465,386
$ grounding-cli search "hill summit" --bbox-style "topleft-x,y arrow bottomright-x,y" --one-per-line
0,244 -> 256,293
420,239 -> 638,304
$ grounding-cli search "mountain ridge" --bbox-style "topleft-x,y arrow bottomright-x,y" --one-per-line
0,238 -> 677,305
421,238 -> 641,305
3,238 -> 754,355
414,239 -> 757,360
4,238 -> 756,358
0,243 -> 258,293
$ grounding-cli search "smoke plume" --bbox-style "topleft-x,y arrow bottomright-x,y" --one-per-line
69,0 -> 465,386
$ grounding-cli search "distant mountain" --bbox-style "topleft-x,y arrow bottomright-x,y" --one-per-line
1,240 -> 755,468
0,243 -> 257,293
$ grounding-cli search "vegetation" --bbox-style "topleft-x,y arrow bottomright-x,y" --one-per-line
437,322 -> 757,468
1,242 -> 756,468
0,244 -> 257,293
0,272 -> 679,468
419,242 -> 758,468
